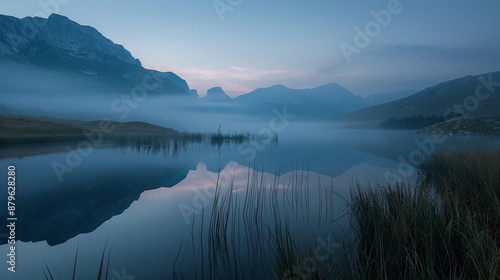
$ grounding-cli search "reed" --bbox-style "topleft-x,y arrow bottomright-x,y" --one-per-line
173,166 -> 341,280
42,150 -> 500,279
348,150 -> 500,279
175,150 -> 500,279
42,240 -> 111,280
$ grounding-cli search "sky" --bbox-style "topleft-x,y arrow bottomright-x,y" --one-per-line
2,0 -> 500,97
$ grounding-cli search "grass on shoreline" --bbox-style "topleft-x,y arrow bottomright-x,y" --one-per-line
35,149 -> 500,279
0,114 -> 260,148
349,150 -> 500,279
173,150 -> 500,279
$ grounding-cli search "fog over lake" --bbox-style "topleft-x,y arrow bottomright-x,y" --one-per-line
1,2 -> 500,278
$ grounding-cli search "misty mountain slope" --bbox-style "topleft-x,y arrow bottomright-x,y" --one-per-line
0,13 -> 190,95
308,83 -> 364,108
338,71 -> 500,123
233,83 -> 365,119
363,90 -> 418,107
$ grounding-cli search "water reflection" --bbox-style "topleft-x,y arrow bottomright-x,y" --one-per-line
0,161 -> 401,279
1,128 -> 500,279
1,148 -> 193,246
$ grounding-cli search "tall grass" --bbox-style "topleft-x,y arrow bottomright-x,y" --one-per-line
174,150 -> 500,279
349,150 -> 500,279
42,239 -> 111,280
173,166 -> 342,280
420,150 -> 500,236
39,150 -> 499,279
113,131 -> 264,158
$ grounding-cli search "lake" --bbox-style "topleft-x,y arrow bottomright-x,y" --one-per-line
1,126 -> 499,279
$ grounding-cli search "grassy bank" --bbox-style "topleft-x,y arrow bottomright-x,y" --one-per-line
172,150 -> 500,279
0,114 -> 180,145
0,114 -> 257,149
349,150 -> 500,279
419,115 -> 500,136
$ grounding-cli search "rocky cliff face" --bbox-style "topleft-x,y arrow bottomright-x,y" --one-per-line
0,14 -> 139,65
0,13 -> 191,95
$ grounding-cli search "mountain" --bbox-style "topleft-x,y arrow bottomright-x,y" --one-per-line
338,71 -> 500,124
363,90 -> 418,107
203,87 -> 232,102
196,84 -> 416,119
233,83 -> 365,119
0,13 -> 191,95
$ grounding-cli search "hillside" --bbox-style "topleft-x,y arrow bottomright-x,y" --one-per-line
363,90 -> 418,107
338,71 -> 500,124
420,115 -> 500,136
0,114 -> 179,145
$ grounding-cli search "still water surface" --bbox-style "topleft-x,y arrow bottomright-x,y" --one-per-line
1,127 -> 499,279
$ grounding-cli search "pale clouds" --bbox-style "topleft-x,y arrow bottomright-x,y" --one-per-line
155,65 -> 313,97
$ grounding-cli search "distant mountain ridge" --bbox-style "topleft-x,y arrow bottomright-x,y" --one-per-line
195,83 -> 420,119
0,13 -> 439,121
0,13 -> 191,95
232,83 -> 365,118
339,71 -> 500,124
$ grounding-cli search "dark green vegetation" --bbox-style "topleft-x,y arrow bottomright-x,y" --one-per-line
350,150 -> 500,279
380,115 -> 448,130
420,115 -> 500,136
380,114 -> 500,135
173,151 -> 500,279
210,125 -> 277,148
0,114 -> 177,144
0,114 -> 255,147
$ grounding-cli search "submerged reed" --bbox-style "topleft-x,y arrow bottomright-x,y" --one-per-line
40,150 -> 500,279
42,239 -> 111,280
173,166 -> 342,280
175,150 -> 500,279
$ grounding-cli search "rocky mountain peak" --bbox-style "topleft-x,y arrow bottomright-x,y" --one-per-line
205,87 -> 231,101
0,13 -> 141,66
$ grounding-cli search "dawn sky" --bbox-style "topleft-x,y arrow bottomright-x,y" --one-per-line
2,0 -> 500,97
